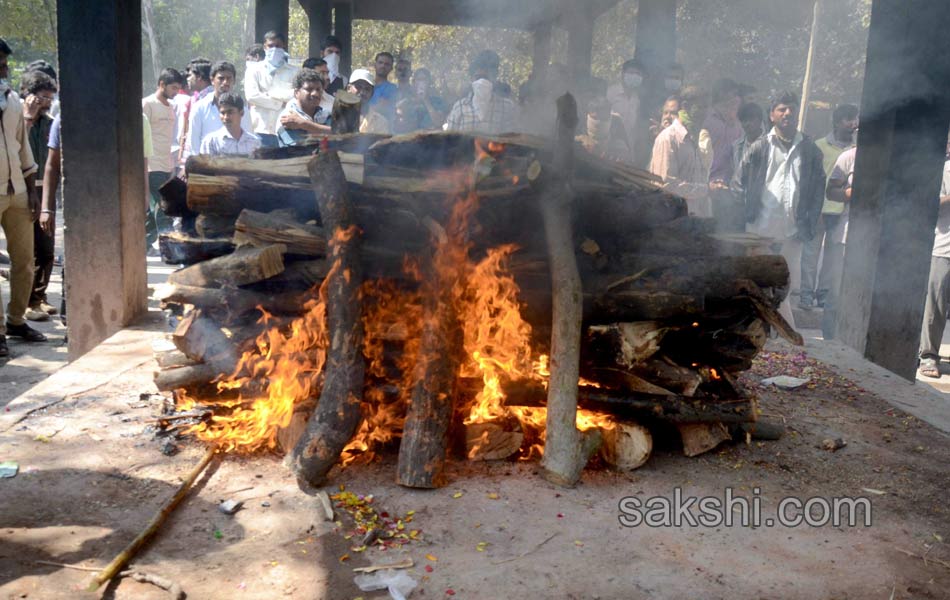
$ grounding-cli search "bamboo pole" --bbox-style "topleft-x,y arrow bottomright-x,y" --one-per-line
87,445 -> 218,591
799,0 -> 822,131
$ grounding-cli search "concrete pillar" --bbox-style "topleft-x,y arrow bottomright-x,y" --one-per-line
566,13 -> 594,89
333,2 -> 353,76
255,0 -> 289,42
634,0 -> 677,112
836,0 -> 950,379
57,0 -> 148,359
301,0 -> 332,59
530,22 -> 553,85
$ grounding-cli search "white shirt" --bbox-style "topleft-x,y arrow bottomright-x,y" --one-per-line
748,129 -> 803,240
244,61 -> 299,135
199,127 -> 261,156
189,93 -> 252,156
142,92 -> 177,172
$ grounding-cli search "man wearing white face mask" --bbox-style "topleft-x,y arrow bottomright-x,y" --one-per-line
322,36 -> 348,96
244,30 -> 299,148
444,50 -> 516,135
607,59 -> 646,164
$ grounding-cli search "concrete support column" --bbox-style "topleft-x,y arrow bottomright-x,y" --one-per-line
301,0 -> 332,59
255,0 -> 289,42
57,0 -> 147,359
566,12 -> 594,88
836,0 -> 950,379
634,0 -> 676,112
333,2 -> 353,76
530,22 -> 553,86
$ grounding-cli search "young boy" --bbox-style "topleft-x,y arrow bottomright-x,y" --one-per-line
198,93 -> 261,156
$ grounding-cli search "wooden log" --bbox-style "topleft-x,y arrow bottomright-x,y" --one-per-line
172,311 -> 239,374
396,259 -> 463,488
154,349 -> 195,369
195,214 -> 237,238
586,322 -> 673,367
539,93 -> 601,488
166,245 -> 285,288
465,417 -> 524,461
499,380 -> 756,425
158,233 -> 235,265
233,209 -> 326,256
599,420 -> 652,470
291,151 -> 366,486
158,175 -> 192,218
153,363 -> 222,392
331,90 -> 362,134
153,283 -> 307,320
677,422 -> 732,457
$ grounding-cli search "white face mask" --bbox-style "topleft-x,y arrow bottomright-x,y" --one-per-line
623,73 -> 643,89
665,78 -> 682,92
265,47 -> 288,69
324,52 -> 341,76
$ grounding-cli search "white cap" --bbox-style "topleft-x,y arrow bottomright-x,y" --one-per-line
349,68 -> 375,87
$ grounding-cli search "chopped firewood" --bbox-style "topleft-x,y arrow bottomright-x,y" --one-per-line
677,422 -> 732,457
233,209 -> 327,256
291,151 -> 366,486
87,445 -> 218,591
195,213 -> 237,238
158,233 -> 234,265
154,283 -> 306,322
167,244 -> 286,288
586,322 -> 672,367
600,420 -> 653,470
153,363 -> 222,393
465,417 -> 525,461
154,349 -> 195,369
172,311 -> 239,371
158,175 -> 191,218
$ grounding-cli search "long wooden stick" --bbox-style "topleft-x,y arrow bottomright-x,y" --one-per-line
87,445 -> 218,591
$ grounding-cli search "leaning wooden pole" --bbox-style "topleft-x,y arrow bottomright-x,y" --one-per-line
539,93 -> 602,487
291,151 -> 366,485
87,445 -> 218,591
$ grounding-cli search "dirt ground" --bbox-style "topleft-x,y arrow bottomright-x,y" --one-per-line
1,339 -> 949,600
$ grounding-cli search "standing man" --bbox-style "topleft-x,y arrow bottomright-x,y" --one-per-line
322,36 -> 348,96
277,69 -> 333,146
394,58 -> 412,100
648,87 -> 710,217
444,50 -> 516,135
19,70 -> 58,322
607,59 -> 646,165
0,38 -> 47,357
142,68 -> 182,251
178,59 -> 212,166
245,31 -> 298,148
199,93 -> 261,156
368,52 -> 397,121
800,103 -> 859,308
732,102 -> 764,176
917,138 -> 950,378
701,79 -> 744,230
733,91 -> 826,326
189,61 -> 251,156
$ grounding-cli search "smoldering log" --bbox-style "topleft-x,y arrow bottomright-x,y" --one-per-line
291,151 -> 366,486
538,93 -> 601,488
677,422 -> 732,457
233,209 -> 327,256
172,310 -> 240,371
396,263 -> 464,488
158,233 -> 235,265
195,214 -> 237,238
153,283 -> 307,321
498,380 -> 756,425
599,421 -> 653,470
166,245 -> 285,288
154,363 -> 223,392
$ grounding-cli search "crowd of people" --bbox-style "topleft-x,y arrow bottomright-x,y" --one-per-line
1,33 -> 949,379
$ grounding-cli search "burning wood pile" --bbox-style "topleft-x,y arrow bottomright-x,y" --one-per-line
152,106 -> 799,489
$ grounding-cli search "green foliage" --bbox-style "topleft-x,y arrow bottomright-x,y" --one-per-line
0,0 -> 57,89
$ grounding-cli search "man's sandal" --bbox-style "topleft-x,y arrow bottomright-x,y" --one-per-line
919,358 -> 940,378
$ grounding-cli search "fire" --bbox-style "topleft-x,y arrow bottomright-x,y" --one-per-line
179,139 -> 617,461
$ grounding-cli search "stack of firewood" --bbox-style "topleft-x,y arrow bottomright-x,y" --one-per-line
152,126 -> 797,489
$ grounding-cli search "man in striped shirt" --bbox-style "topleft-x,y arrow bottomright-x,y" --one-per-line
444,50 -> 516,135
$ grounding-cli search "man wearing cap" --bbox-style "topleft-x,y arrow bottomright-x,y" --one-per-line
347,68 -> 390,134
